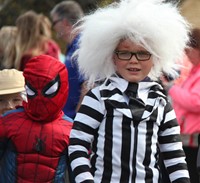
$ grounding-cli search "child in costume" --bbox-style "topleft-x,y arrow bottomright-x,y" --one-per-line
0,69 -> 25,116
68,0 -> 191,182
0,55 -> 73,182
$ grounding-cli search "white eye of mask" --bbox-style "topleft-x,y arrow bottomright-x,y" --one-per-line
45,81 -> 59,95
25,85 -> 35,96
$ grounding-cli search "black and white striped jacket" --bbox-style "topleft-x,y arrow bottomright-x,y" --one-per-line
69,76 -> 190,183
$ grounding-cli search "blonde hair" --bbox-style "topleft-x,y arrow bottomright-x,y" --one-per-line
38,13 -> 52,39
74,0 -> 190,86
14,11 -> 51,70
0,26 -> 17,69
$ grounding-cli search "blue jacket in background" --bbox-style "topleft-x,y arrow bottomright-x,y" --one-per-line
63,34 -> 84,119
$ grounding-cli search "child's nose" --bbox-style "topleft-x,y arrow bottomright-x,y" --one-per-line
129,55 -> 139,63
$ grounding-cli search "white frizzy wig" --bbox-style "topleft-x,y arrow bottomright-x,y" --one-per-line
74,0 -> 190,86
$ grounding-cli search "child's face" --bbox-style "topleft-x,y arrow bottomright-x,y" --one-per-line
113,38 -> 153,82
0,93 -> 23,115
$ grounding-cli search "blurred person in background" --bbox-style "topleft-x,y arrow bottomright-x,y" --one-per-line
0,26 -> 17,69
168,28 -> 200,183
173,54 -> 192,85
38,13 -> 65,63
14,10 -> 61,71
50,1 -> 87,119
0,69 -> 25,116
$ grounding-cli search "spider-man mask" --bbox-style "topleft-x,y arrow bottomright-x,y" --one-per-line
23,55 -> 69,122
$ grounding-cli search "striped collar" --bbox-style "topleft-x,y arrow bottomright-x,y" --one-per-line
99,75 -> 166,119
99,75 -> 163,98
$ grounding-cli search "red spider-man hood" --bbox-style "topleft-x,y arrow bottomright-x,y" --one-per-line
23,54 -> 68,122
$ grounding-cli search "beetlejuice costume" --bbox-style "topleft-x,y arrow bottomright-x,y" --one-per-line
0,55 -> 73,183
68,0 -> 191,182
70,75 -> 190,183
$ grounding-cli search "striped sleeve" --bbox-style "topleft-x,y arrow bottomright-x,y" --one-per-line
68,89 -> 104,183
158,102 -> 190,183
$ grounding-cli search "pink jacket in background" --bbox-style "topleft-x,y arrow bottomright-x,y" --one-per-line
169,63 -> 200,134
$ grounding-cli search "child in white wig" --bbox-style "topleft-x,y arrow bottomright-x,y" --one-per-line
69,0 -> 191,182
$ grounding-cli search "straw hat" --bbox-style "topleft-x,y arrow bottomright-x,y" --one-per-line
0,69 -> 25,95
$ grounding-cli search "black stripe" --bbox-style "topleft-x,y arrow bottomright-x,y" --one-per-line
87,90 -> 99,100
90,153 -> 97,176
167,163 -> 188,174
159,134 -> 182,144
91,126 -> 99,176
145,104 -> 154,113
69,138 -> 91,150
100,88 -> 122,98
131,121 -> 139,183
81,180 -> 94,183
149,85 -> 166,99
101,104 -> 113,182
79,104 -> 104,122
159,118 -> 179,132
73,121 -> 99,136
144,108 -> 158,183
105,79 -> 111,86
73,165 -> 91,178
105,100 -> 127,109
162,150 -> 185,160
120,115 -> 131,183
172,178 -> 190,183
69,150 -> 89,162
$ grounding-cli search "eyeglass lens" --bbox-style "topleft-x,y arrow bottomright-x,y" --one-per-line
115,51 -> 151,61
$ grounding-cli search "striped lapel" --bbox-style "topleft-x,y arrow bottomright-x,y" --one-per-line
99,77 -> 132,118
142,84 -> 167,120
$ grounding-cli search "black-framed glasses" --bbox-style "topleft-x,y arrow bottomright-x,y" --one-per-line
115,50 -> 151,61
52,18 -> 63,27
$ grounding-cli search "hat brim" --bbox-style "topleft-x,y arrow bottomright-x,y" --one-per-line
0,87 -> 25,95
